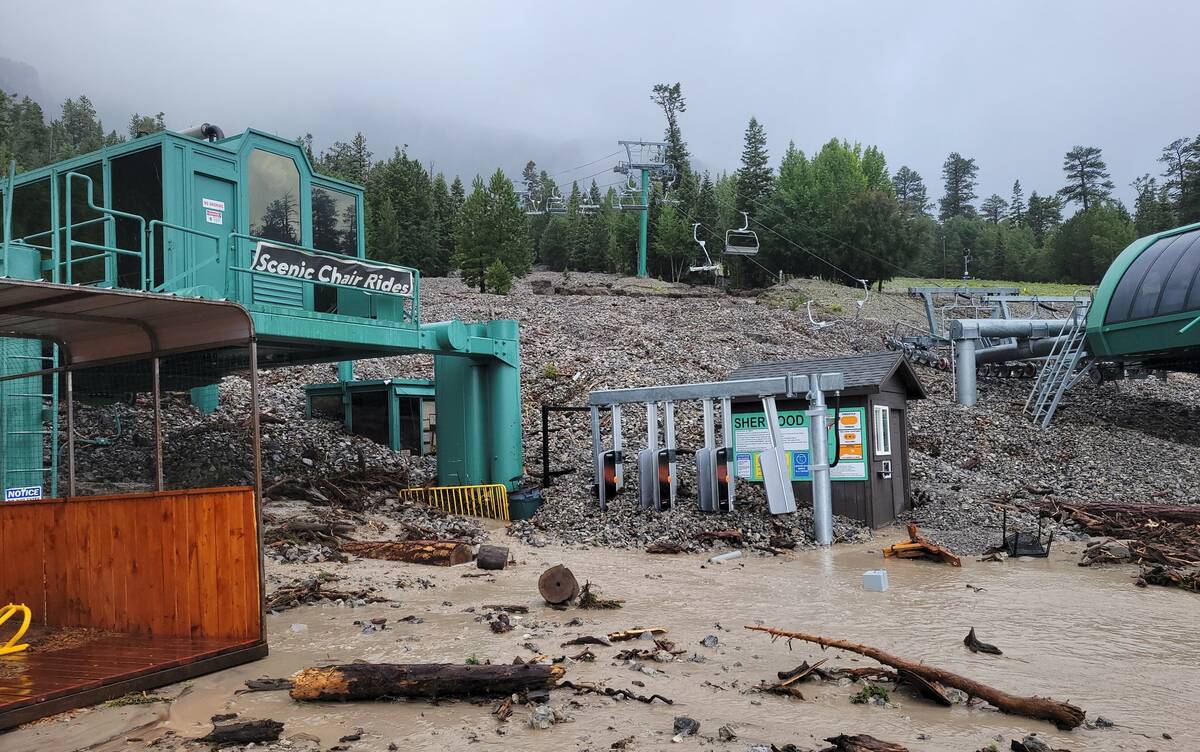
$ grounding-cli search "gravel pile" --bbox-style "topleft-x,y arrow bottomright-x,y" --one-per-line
62,271 -> 1200,557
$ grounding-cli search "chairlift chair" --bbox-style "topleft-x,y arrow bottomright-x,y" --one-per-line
725,212 -> 760,255
854,278 -> 870,318
806,300 -> 836,331
688,223 -> 723,275
546,195 -> 567,215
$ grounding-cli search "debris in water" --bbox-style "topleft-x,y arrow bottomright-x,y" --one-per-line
289,662 -> 565,701
963,627 -> 1003,655
883,523 -> 961,566
578,581 -> 624,609
197,718 -> 284,745
745,624 -> 1085,729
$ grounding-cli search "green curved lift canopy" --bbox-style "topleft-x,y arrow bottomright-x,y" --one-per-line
1087,221 -> 1200,371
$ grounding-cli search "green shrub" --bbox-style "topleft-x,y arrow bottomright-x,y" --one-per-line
484,260 -> 513,295
849,682 -> 890,704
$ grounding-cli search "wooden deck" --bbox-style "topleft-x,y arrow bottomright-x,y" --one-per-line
0,634 -> 265,729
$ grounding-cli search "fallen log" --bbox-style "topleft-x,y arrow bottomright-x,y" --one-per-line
290,662 -> 565,701
476,544 -> 510,570
538,564 -> 579,604
197,718 -> 284,745
608,627 -> 666,642
822,733 -> 909,752
342,540 -> 473,566
897,669 -> 953,706
964,627 -> 1003,655
744,625 -> 1085,729
883,523 -> 961,566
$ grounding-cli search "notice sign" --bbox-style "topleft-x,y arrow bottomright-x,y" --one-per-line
202,198 -> 225,211
250,242 -> 414,296
731,407 -> 867,482
205,208 -> 223,224
4,485 -> 43,502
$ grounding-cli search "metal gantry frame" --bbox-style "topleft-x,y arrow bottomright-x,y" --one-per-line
613,140 -> 675,278
587,372 -> 845,545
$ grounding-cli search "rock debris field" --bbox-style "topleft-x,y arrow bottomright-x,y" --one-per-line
68,270 -> 1200,556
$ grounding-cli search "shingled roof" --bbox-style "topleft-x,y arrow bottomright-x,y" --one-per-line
727,351 -> 926,399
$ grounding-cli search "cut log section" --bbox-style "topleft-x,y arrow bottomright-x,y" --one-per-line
882,523 -> 961,566
198,719 -> 285,745
342,540 -> 474,566
476,544 -> 510,570
538,564 -> 580,604
744,625 -> 1085,729
290,662 -> 566,701
822,734 -> 909,752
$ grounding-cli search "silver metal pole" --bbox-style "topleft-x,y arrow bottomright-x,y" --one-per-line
610,403 -> 623,492
664,400 -> 677,499
807,374 -> 833,546
646,402 -> 658,452
955,338 -> 977,406
65,369 -> 75,497
702,398 -> 715,448
152,355 -> 163,491
590,405 -> 604,509
721,397 -> 735,506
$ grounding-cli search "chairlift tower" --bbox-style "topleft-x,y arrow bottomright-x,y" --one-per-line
614,140 -> 675,277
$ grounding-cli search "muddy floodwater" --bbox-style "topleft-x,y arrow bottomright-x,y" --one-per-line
10,538 -> 1199,752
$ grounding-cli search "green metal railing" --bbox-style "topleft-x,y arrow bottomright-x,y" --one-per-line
63,172 -> 146,287
148,219 -> 223,293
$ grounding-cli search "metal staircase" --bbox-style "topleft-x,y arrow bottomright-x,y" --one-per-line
1025,302 -> 1091,428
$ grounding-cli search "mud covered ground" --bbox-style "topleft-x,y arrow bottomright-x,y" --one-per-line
7,537 -> 1197,752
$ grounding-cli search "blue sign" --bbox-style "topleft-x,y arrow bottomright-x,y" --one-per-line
4,485 -> 43,502
790,451 -> 810,481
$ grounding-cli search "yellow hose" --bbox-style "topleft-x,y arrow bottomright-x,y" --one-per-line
0,604 -> 31,656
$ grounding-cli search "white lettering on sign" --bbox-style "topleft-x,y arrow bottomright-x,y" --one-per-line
202,198 -> 225,211
205,209 -> 223,225
4,485 -> 43,502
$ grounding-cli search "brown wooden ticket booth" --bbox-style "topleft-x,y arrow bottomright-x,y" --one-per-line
0,280 -> 267,729
728,352 -> 926,528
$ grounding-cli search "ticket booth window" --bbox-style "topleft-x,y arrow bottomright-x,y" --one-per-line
873,405 -> 891,456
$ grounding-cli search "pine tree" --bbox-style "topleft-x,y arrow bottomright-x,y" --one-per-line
453,169 -> 531,291
1132,175 -> 1177,237
1025,191 -> 1063,247
938,152 -> 979,221
429,173 -> 456,276
128,112 -> 165,138
980,194 -> 1009,224
892,166 -> 930,217
650,82 -> 690,178
1008,180 -> 1026,225
1158,137 -> 1198,213
1058,145 -> 1114,211
734,116 -> 772,213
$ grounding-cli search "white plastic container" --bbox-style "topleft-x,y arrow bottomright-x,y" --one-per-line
862,569 -> 889,592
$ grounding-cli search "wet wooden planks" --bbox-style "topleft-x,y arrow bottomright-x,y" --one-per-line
0,487 -> 261,641
0,634 -> 255,709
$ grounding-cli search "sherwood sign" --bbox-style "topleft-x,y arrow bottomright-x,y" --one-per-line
250,242 -> 414,296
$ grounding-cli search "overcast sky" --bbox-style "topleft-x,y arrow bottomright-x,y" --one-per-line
4,1 -> 1199,207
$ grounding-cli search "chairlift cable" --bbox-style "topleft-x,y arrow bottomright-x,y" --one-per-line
549,150 -> 622,178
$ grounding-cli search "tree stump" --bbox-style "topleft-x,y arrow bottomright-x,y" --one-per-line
341,540 -> 473,566
476,544 -> 510,570
538,564 -> 579,605
289,662 -> 565,701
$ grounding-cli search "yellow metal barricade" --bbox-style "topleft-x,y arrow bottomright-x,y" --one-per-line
398,483 -> 510,522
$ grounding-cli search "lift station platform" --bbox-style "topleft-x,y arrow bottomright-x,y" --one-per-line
1,125 -> 523,495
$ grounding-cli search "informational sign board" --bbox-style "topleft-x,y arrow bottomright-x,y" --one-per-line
732,407 -> 868,482
4,485 -> 43,502
250,242 -> 414,296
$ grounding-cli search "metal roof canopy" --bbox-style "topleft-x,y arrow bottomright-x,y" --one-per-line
588,374 -> 846,407
728,352 -> 927,400
0,278 -> 254,375
0,278 -> 261,499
